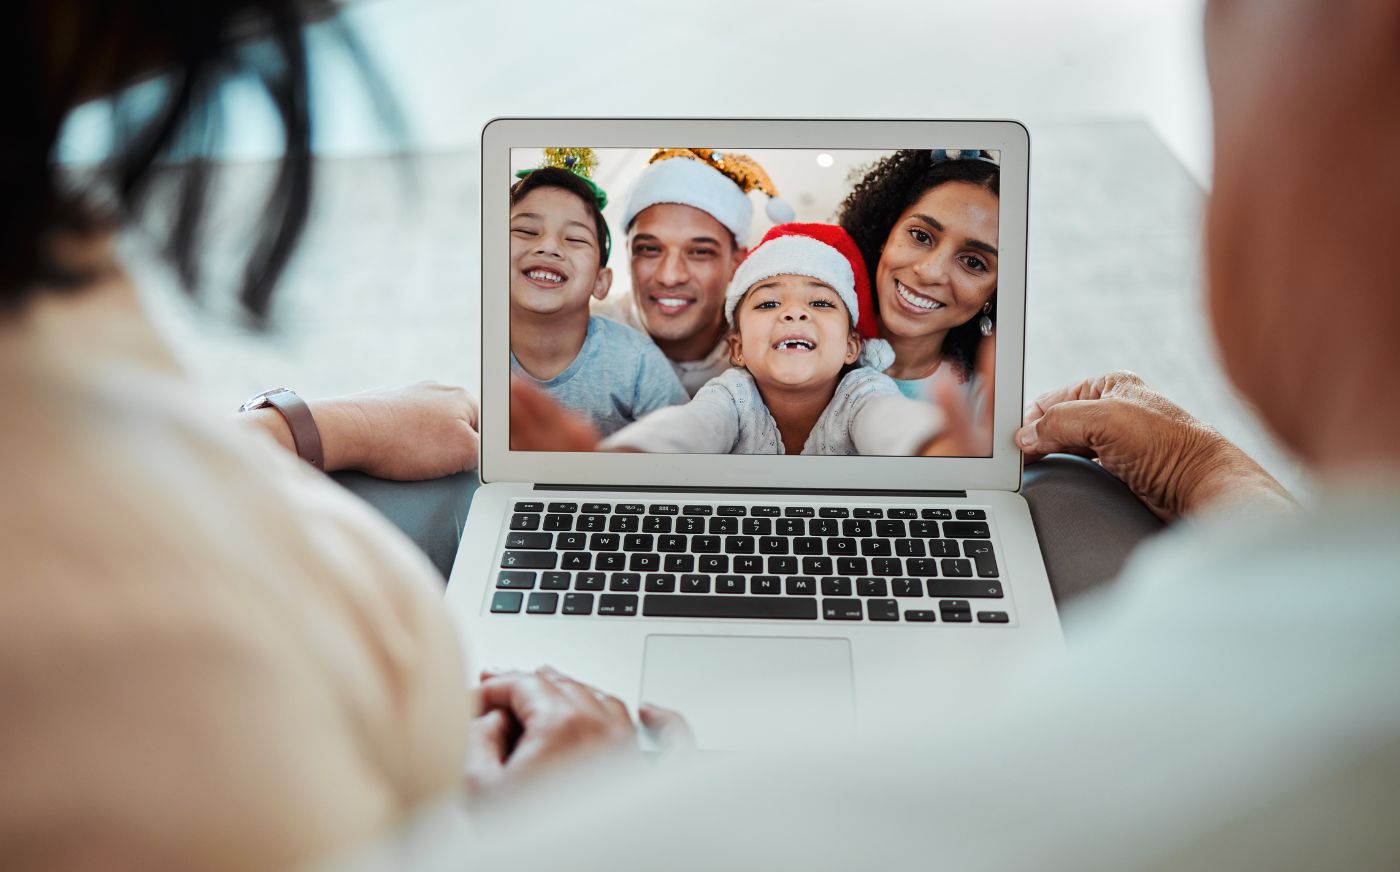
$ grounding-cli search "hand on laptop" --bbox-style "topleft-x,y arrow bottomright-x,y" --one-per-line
465,666 -> 691,797
1015,371 -> 1291,520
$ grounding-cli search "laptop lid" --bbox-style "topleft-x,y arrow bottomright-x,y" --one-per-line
481,118 -> 1028,493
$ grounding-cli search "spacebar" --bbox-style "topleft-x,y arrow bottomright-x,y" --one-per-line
643,595 -> 818,620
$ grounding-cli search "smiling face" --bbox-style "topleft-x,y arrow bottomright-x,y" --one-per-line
729,274 -> 861,391
874,181 -> 999,342
509,186 -> 611,317
628,203 -> 745,360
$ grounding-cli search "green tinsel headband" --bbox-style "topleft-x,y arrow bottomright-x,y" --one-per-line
514,147 -> 608,209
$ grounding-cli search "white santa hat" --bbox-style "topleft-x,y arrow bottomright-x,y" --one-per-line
622,148 -> 795,248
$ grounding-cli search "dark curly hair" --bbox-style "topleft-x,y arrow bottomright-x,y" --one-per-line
836,150 -> 1000,378
510,167 -> 611,268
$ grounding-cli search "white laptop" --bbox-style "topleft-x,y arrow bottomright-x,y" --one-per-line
445,118 -> 1062,750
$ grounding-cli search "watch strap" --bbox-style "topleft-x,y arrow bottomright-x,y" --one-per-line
261,390 -> 325,470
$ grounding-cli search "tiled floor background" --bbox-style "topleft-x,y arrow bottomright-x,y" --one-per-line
125,119 -> 1310,497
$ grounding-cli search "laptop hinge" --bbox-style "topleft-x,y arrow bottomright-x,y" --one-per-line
535,484 -> 968,499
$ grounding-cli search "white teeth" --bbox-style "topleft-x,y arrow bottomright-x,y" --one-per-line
655,298 -> 690,310
526,269 -> 565,283
776,339 -> 816,350
896,281 -> 944,310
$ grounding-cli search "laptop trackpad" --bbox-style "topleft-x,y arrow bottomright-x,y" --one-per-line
640,635 -> 855,751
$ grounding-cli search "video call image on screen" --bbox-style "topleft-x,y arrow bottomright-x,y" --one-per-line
508,146 -> 1000,458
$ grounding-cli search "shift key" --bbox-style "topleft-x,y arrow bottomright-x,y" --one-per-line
500,551 -> 558,570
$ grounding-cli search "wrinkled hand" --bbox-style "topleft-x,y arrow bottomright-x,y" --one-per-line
315,381 -> 479,480
465,667 -> 691,797
920,336 -> 996,457
1016,371 -> 1291,519
509,377 -> 602,452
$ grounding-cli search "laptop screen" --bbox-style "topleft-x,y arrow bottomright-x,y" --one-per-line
508,147 -> 999,458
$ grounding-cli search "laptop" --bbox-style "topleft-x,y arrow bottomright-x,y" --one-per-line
445,118 -> 1062,750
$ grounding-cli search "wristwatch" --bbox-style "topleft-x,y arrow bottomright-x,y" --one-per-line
239,388 -> 325,470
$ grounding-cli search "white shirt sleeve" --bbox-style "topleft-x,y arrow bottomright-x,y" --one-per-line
848,393 -> 945,456
600,379 -> 741,454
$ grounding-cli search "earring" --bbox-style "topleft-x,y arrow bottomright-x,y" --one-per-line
978,301 -> 994,337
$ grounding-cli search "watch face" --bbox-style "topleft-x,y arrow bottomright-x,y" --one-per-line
239,388 -> 290,413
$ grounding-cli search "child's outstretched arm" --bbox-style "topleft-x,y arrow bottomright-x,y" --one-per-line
603,381 -> 741,454
510,378 -> 603,452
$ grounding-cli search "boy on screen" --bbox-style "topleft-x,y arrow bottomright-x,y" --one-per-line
509,153 -> 687,438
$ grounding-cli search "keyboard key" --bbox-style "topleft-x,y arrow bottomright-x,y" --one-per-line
751,506 -> 781,517
724,535 -> 755,554
560,552 -> 591,571
857,578 -> 889,597
786,576 -> 817,595
544,514 -> 572,531
717,505 -> 747,516
644,595 -> 817,620
868,599 -> 900,621
608,515 -> 640,533
822,599 -> 863,620
837,557 -> 868,575
928,539 -> 961,558
978,611 -> 1010,623
802,556 -> 833,575
818,507 -> 849,518
574,572 -> 605,591
682,505 -> 713,516
598,594 -> 639,616
589,533 -> 620,551
708,517 -> 738,535
677,517 -> 705,534
645,573 -> 677,593
657,535 -> 687,552
887,509 -> 918,520
562,592 -> 594,615
616,504 -> 645,515
759,537 -> 789,555
910,521 -> 940,537
921,508 -> 952,520
692,536 -> 721,553
576,514 -> 605,532
943,521 -> 991,538
941,558 -> 974,578
928,579 -> 1004,598
895,538 -> 926,557
752,576 -> 781,595
623,534 -> 654,552
595,553 -> 626,571
743,518 -> 772,536
509,513 -> 541,531
556,532 -> 587,551
893,578 -> 922,597
514,502 -> 544,513
939,599 -> 971,611
821,577 -> 852,596
582,503 -> 611,514
541,572 -> 571,590
680,574 -> 711,594
501,551 -> 556,570
699,555 -> 729,573
842,519 -> 872,538
942,610 -> 973,623
957,509 -> 987,520
547,502 -> 578,514
905,610 -> 937,622
505,532 -> 551,550
826,537 -> 857,556
526,592 -> 559,614
643,516 -> 673,533
648,504 -> 679,515
664,554 -> 695,572
777,518 -> 805,536
784,506 -> 815,517
734,555 -> 764,574
491,591 -> 524,613
808,519 -> 838,537
876,520 -> 907,537
717,576 -> 746,594
794,537 -> 823,555
609,573 -> 641,592
906,558 -> 937,576
965,540 -> 999,578
767,556 -> 798,574
629,553 -> 661,572
872,558 -> 902,576
853,508 -> 883,518
497,571 -> 536,589
860,539 -> 892,557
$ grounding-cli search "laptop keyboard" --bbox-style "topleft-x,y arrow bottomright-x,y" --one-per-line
488,500 -> 1010,625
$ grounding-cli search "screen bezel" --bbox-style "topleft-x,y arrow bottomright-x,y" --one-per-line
481,118 -> 1028,492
